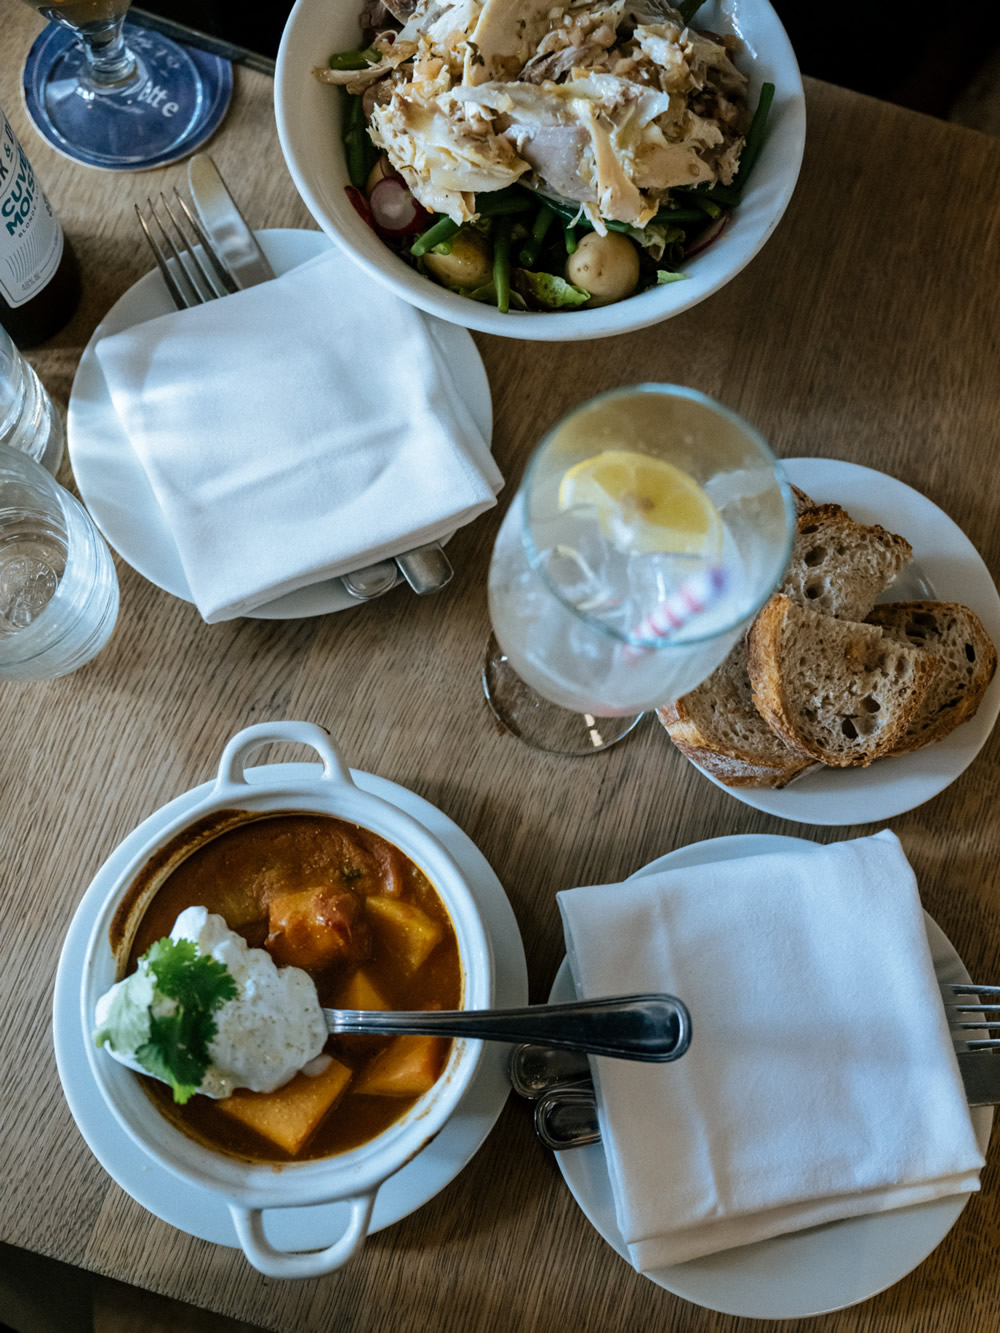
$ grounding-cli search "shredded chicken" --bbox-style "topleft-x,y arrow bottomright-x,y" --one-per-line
326,0 -> 750,225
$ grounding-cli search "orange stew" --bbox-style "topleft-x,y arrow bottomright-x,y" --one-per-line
128,813 -> 461,1163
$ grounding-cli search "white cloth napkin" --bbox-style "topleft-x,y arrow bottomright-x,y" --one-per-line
95,248 -> 501,622
557,831 -> 984,1271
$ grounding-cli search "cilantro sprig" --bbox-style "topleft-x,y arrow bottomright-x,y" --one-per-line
95,937 -> 237,1105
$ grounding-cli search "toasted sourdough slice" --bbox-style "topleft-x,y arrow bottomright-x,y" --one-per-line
779,504 -> 912,621
865,601 -> 997,752
657,638 -> 819,787
657,497 -> 913,786
747,595 -> 941,766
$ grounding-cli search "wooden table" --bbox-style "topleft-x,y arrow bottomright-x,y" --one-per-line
3,5 -> 1000,1329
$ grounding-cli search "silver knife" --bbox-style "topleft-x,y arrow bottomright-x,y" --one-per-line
187,154 -> 275,288
186,153 -> 452,601
957,1051 -> 1000,1107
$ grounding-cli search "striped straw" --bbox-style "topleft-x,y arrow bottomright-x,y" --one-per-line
622,565 -> 728,660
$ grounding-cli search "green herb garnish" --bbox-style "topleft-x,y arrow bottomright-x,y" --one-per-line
95,937 -> 237,1105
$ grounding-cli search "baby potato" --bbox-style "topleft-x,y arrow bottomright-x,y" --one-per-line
565,231 -> 640,307
423,227 -> 492,289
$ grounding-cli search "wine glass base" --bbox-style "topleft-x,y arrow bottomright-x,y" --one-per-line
22,23 -> 233,171
482,635 -> 645,756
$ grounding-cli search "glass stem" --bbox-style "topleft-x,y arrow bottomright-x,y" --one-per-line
73,16 -> 141,90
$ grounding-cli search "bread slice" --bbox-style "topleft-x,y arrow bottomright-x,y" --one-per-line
747,595 -> 941,766
865,601 -> 997,752
779,504 -> 912,621
656,645 -> 819,788
657,495 -> 913,786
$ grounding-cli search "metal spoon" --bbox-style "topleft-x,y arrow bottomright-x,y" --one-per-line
394,541 -> 453,594
534,1084 -> 601,1150
324,993 -> 691,1062
341,560 -> 398,600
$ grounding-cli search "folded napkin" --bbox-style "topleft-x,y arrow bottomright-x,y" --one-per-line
95,248 -> 501,622
557,831 -> 984,1271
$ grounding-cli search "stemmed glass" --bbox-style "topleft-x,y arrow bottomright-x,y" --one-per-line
19,0 -> 210,169
484,385 -> 796,755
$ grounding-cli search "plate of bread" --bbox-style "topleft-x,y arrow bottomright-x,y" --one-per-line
657,458 -> 1000,824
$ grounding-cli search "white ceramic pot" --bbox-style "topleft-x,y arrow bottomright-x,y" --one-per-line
81,721 -> 493,1279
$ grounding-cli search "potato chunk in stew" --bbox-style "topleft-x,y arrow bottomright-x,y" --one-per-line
265,886 -> 372,971
354,1035 -> 447,1098
217,1057 -> 352,1155
364,897 -> 443,973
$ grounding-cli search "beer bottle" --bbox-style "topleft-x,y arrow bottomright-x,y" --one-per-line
0,104 -> 80,349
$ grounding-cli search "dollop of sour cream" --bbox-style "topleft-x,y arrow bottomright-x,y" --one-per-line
94,906 -> 328,1098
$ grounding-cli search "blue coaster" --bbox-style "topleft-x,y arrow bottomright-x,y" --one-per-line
23,21 -> 232,172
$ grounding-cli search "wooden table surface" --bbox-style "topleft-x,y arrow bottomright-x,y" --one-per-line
2,4 -> 1000,1330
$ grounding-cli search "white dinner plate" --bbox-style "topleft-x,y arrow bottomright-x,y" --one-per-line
551,833 -> 993,1320
53,764 -> 527,1250
66,229 -> 494,619
673,458 -> 1000,825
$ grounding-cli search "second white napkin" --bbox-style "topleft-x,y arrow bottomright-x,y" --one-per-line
95,247 -> 502,622
557,832 -> 984,1270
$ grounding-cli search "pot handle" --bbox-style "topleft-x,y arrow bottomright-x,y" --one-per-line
215,721 -> 353,791
228,1192 -> 376,1279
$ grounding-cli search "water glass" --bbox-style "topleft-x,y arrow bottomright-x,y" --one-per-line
0,324 -> 64,473
485,384 -> 795,754
0,444 -> 119,681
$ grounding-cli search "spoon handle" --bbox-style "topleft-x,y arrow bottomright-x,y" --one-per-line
324,993 -> 691,1062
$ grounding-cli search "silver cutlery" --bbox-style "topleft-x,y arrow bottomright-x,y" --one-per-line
135,162 -> 453,604
941,982 -> 1000,1049
517,984 -> 1000,1150
394,542 -> 454,595
325,992 -> 691,1062
185,153 -> 454,602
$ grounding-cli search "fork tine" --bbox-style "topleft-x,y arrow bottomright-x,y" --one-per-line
135,202 -> 193,310
157,192 -> 220,302
172,189 -> 239,295
143,195 -> 204,306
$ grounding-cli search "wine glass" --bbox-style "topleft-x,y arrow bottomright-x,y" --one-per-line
484,384 -> 796,755
20,0 -> 211,169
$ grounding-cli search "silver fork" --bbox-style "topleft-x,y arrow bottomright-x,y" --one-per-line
135,191 -> 238,310
134,195 -> 402,603
940,982 -> 1000,1049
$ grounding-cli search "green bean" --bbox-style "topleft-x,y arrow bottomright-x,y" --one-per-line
692,196 -> 723,220
328,46 -> 380,70
519,204 -> 556,268
493,215 -> 513,314
564,225 -> 578,255
730,81 -> 775,196
410,215 -> 460,257
651,207 -> 710,225
476,194 -> 535,218
341,91 -> 368,190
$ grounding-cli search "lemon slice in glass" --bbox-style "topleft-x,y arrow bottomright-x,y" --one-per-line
557,450 -> 724,556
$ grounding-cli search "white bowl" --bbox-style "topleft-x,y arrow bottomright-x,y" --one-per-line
81,721 -> 493,1279
274,0 -> 806,342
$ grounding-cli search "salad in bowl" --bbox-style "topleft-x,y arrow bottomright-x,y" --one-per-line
275,0 -> 805,339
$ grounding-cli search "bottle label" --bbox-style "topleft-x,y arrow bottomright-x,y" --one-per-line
0,110 -> 63,310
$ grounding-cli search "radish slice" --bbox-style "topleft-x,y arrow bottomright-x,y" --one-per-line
368,176 -> 426,237
345,185 -> 373,225
684,210 -> 729,257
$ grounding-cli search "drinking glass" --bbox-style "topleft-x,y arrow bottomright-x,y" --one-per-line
19,0 -> 208,168
484,385 -> 795,755
0,443 -> 119,680
0,323 -> 64,474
